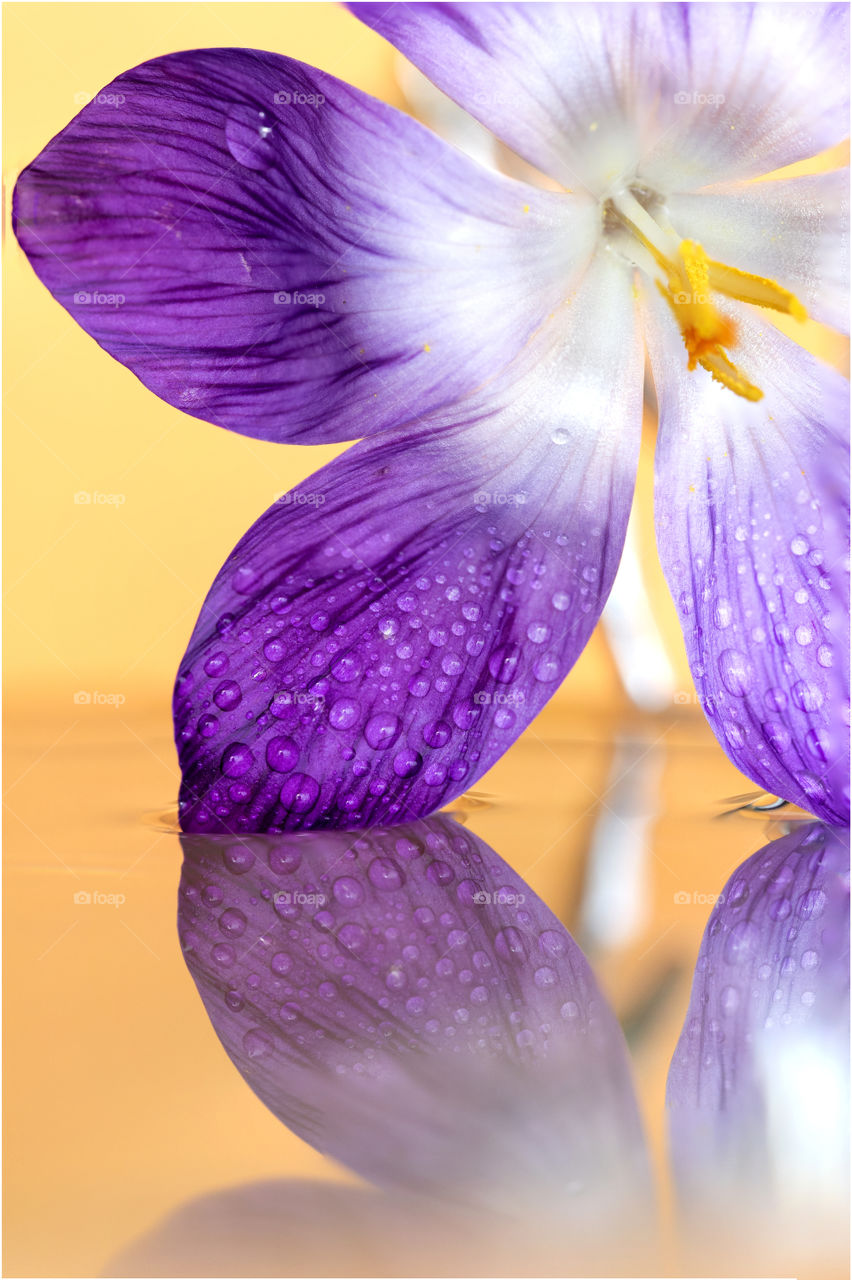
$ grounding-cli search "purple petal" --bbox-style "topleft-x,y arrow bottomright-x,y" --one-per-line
174,254 -> 643,832
350,4 -> 849,192
13,48 -> 591,445
646,291 -> 850,823
640,3 -> 850,190
667,822 -> 849,1261
178,815 -> 652,1220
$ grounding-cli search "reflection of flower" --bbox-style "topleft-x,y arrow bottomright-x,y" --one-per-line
668,819 -> 850,1274
177,812 -> 849,1270
14,5 -> 848,831
178,814 -> 652,1232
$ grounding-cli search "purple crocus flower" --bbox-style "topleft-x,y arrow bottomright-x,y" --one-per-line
668,819 -> 849,1272
13,3 -> 849,832
178,814 -> 653,1231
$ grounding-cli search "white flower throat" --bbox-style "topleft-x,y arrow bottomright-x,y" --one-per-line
603,184 -> 807,402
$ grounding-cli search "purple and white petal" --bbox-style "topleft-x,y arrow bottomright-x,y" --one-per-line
13,48 -> 593,445
174,253 -> 643,832
350,1 -> 671,194
646,290 -> 850,822
641,3 -> 850,190
667,822 -> 849,1266
668,169 -> 850,334
178,815 -> 652,1223
351,4 -> 848,195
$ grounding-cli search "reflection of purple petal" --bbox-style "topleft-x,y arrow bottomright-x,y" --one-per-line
174,253 -> 642,832
668,822 -> 849,1263
14,48 -> 584,445
179,815 -> 651,1223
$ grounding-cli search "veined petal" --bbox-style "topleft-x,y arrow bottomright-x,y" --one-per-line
349,1 -> 670,194
646,290 -> 850,823
668,170 -> 850,335
178,816 -> 652,1223
350,4 -> 848,195
174,253 -> 642,833
667,822 -> 849,1266
641,3 -> 850,190
13,48 -> 593,445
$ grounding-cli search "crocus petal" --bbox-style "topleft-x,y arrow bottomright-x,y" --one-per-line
349,1 -> 670,193
646,290 -> 850,823
667,822 -> 849,1264
668,169 -> 850,334
178,815 -> 652,1223
13,48 -> 593,445
174,253 -> 642,832
641,3 -> 850,190
350,4 -> 848,194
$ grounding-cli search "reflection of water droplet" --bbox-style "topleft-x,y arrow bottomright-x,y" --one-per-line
242,1028 -> 274,1058
221,742 -> 254,777
368,857 -> 404,891
329,698 -> 359,730
488,644 -> 521,684
225,105 -> 276,171
333,876 -> 364,906
364,712 -> 400,750
219,907 -> 247,938
393,748 -> 422,777
266,736 -> 299,772
720,985 -> 740,1015
204,652 -> 229,677
527,621 -> 550,644
495,926 -> 527,964
719,649 -> 752,697
279,772 -> 319,813
796,888 -> 826,920
713,598 -> 734,629
792,681 -> 824,712
723,920 -> 760,963
213,680 -> 242,711
331,654 -> 362,684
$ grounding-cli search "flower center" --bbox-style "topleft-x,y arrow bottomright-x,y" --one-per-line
603,186 -> 807,402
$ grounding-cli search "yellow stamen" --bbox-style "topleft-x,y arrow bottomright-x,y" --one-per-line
605,191 -> 807,402
706,259 -> 808,321
656,240 -> 806,401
